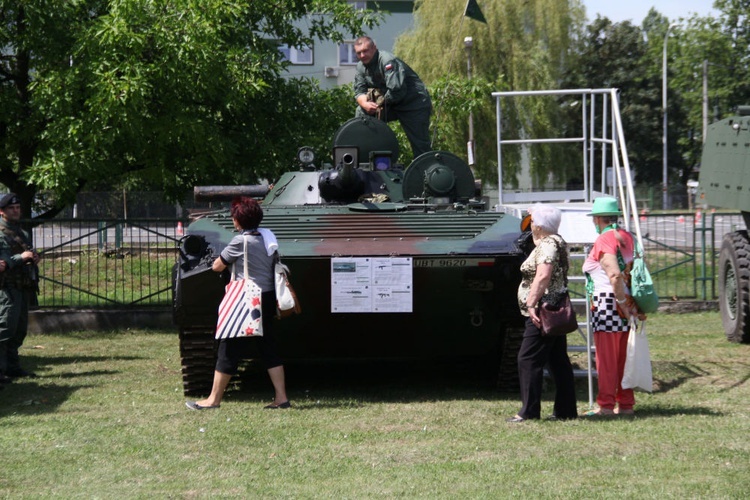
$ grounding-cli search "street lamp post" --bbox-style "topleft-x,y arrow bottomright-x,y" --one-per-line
662,23 -> 677,210
702,59 -> 709,144
464,36 -> 475,167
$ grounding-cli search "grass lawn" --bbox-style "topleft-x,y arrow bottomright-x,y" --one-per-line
1,311 -> 749,498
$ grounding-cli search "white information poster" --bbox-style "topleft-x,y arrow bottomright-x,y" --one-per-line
331,257 -> 412,313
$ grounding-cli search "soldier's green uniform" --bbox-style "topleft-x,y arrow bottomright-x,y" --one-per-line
354,49 -> 432,158
0,197 -> 38,379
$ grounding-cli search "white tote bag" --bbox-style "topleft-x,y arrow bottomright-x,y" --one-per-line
275,262 -> 296,311
621,320 -> 653,392
275,259 -> 301,318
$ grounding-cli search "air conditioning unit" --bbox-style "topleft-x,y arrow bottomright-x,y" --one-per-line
324,66 -> 339,78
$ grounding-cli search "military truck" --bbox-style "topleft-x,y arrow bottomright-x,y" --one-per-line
699,106 -> 750,343
173,117 -> 530,395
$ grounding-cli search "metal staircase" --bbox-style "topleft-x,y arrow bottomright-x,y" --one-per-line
492,88 -> 647,408
567,246 -> 596,407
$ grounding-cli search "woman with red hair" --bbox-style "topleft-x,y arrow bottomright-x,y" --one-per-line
186,197 -> 290,410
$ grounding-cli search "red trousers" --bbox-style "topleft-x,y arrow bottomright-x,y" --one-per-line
594,330 -> 635,411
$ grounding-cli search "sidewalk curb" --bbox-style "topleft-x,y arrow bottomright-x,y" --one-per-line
29,309 -> 173,334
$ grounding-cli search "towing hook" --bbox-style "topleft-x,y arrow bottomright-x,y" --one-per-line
470,308 -> 483,327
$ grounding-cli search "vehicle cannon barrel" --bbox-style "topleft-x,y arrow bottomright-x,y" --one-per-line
318,151 -> 365,202
194,185 -> 271,202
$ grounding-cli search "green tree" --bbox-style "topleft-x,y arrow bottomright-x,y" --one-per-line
395,0 -> 586,187
556,10 -> 697,208
713,0 -> 750,106
670,3 -> 750,176
0,0 -> 378,217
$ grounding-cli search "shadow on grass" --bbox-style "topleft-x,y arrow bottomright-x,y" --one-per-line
721,368 -> 750,392
0,352 -> 142,418
228,357 -> 537,407
651,360 -> 708,393
0,381 -> 95,418
623,405 -> 723,418
18,353 -> 142,376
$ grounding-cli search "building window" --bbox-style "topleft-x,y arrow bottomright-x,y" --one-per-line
339,0 -> 370,64
279,44 -> 313,65
339,42 -> 358,66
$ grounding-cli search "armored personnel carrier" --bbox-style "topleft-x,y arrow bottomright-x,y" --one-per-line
699,106 -> 750,343
173,117 -> 530,395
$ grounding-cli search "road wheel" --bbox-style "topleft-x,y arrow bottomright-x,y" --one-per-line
718,230 -> 750,343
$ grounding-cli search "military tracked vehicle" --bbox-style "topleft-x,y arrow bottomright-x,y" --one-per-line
699,106 -> 750,343
173,116 -> 530,395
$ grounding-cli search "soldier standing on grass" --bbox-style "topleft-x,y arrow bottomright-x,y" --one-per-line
0,193 -> 40,388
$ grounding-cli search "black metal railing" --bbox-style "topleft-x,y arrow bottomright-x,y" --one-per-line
31,219 -> 185,308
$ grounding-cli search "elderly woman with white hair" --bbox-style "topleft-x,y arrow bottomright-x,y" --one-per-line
508,204 -> 578,422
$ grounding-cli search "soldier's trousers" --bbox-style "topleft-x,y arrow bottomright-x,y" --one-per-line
0,288 -> 29,374
356,102 -> 433,158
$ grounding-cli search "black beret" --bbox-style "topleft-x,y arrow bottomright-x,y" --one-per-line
0,193 -> 20,209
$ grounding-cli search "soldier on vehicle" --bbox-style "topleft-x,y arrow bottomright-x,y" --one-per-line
353,36 -> 433,158
0,193 -> 40,386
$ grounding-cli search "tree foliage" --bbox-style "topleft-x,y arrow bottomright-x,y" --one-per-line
3,0 -> 749,215
562,16 -> 675,187
0,0 -> 378,217
670,3 -> 750,177
395,0 -> 586,187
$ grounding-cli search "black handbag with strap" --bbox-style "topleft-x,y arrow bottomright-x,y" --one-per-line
539,292 -> 578,336
538,236 -> 578,336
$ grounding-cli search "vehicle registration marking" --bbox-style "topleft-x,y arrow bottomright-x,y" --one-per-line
413,258 -> 494,268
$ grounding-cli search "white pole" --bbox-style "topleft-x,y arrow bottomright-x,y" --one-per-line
464,37 -> 475,167
702,59 -> 709,144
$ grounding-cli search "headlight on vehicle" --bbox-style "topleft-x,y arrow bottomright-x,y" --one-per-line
297,146 -> 315,166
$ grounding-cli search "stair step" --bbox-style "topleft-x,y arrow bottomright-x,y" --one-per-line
545,368 -> 597,378
568,343 -> 595,350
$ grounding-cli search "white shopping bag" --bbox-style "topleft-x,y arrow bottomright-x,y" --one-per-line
621,319 -> 653,392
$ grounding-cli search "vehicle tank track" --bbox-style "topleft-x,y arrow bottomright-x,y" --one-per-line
178,326 -> 216,395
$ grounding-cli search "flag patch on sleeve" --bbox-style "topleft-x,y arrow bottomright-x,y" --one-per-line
385,63 -> 393,71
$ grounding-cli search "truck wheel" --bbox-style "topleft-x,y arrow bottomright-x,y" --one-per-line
497,326 -> 523,391
179,327 -> 217,395
718,230 -> 750,343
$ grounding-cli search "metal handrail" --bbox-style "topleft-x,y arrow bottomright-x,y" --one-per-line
492,88 -> 647,253
492,88 -> 648,408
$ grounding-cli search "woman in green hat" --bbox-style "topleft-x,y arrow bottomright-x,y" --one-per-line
582,197 -> 642,416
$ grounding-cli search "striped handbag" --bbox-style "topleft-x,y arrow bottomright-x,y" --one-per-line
215,236 -> 263,339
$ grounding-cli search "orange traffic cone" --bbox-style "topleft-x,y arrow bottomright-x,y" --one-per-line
176,221 -> 184,236
695,210 -> 702,225
678,215 -> 685,223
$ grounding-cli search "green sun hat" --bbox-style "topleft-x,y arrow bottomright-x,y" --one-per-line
587,197 -> 622,216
